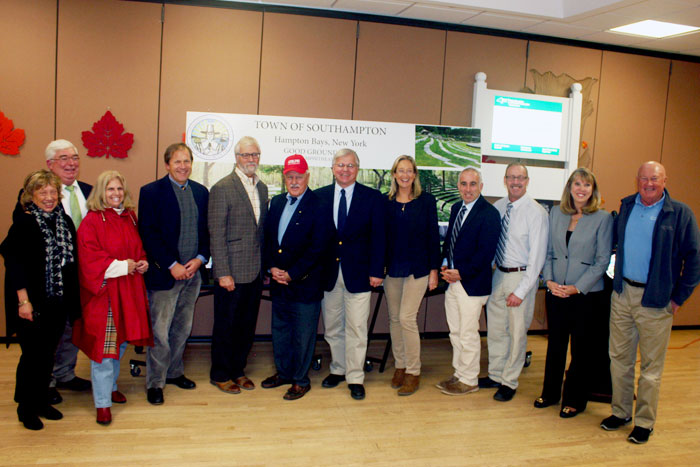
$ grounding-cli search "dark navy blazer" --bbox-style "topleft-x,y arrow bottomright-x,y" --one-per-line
263,189 -> 333,303
442,195 -> 501,296
138,175 -> 210,290
315,182 -> 386,294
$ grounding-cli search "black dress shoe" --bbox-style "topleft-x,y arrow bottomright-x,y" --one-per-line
559,406 -> 581,418
478,377 -> 500,389
56,376 -> 91,391
39,405 -> 63,420
166,375 -> 196,390
534,396 -> 558,408
147,387 -> 164,405
349,384 -> 365,400
494,385 -> 516,402
47,387 -> 63,405
261,373 -> 292,389
283,384 -> 311,401
322,374 -> 346,388
18,405 -> 44,430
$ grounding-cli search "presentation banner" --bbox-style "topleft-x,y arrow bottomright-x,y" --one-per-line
185,112 -> 480,171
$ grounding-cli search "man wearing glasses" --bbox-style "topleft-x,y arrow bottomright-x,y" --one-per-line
208,136 -> 268,395
315,148 -> 385,400
12,139 -> 92,404
479,163 -> 548,402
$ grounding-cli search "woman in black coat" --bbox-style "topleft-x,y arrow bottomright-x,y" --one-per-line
1,170 -> 80,430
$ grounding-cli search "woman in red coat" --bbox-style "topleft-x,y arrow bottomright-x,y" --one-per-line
73,170 -> 153,425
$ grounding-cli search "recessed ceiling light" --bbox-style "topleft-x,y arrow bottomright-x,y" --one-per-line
609,20 -> 700,38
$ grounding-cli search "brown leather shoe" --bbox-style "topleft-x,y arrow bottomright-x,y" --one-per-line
111,391 -> 127,404
210,379 -> 241,394
441,380 -> 478,396
398,374 -> 420,396
96,407 -> 112,425
283,384 -> 311,401
435,375 -> 458,390
234,376 -> 255,390
391,368 -> 406,389
261,373 -> 292,389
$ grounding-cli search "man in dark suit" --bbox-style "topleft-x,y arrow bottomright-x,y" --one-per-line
260,155 -> 333,400
138,143 -> 210,405
315,148 -> 385,400
208,136 -> 268,394
12,139 -> 92,404
437,168 -> 501,395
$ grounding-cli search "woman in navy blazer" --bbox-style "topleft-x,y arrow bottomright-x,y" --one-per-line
535,167 -> 613,417
384,155 -> 440,396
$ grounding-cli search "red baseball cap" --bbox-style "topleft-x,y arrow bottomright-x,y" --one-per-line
283,154 -> 309,174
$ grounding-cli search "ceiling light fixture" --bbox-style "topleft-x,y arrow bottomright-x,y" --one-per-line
609,20 -> 700,38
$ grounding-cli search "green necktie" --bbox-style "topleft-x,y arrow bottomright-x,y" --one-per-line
65,185 -> 82,228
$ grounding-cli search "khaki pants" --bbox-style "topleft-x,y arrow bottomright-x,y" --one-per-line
384,274 -> 428,375
322,269 -> 372,384
609,283 -> 673,429
445,281 -> 489,386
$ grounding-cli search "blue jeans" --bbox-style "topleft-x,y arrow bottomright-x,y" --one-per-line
91,342 -> 127,408
146,272 -> 201,389
271,297 -> 321,387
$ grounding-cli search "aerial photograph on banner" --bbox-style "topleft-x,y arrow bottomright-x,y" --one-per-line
415,125 -> 481,169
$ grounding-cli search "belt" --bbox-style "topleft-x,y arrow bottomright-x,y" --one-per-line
623,277 -> 646,288
498,265 -> 527,273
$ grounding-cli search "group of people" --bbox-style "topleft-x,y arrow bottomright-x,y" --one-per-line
2,137 -> 698,446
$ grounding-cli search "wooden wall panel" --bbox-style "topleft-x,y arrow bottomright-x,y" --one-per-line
442,32 -> 527,127
0,0 -> 57,336
526,42 -> 602,173
661,60 -> 700,325
592,51 -> 670,209
55,0 -> 162,199
259,13 -> 356,119
158,4 -> 263,174
354,22 -> 445,125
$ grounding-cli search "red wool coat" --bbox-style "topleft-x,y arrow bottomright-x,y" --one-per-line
73,208 -> 153,362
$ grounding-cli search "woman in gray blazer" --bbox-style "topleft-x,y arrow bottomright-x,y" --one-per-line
534,168 -> 612,418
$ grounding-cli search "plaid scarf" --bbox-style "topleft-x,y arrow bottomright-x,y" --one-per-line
27,203 -> 75,297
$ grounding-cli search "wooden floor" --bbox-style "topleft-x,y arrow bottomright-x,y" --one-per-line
1,330 -> 699,466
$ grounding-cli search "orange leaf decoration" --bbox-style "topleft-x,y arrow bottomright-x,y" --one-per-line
81,110 -> 134,159
0,111 -> 26,156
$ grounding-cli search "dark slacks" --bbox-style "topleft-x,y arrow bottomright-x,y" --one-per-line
271,297 -> 321,387
210,277 -> 262,382
15,298 -> 66,414
541,291 -> 603,410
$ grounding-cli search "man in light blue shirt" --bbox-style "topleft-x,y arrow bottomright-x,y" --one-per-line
602,161 -> 700,444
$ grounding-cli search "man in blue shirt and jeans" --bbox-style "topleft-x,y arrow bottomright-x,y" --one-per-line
601,161 -> 700,444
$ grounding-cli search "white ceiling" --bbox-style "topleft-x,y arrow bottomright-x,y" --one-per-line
222,0 -> 700,57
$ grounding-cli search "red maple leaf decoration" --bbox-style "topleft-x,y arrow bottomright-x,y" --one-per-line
0,111 -> 26,156
81,110 -> 134,158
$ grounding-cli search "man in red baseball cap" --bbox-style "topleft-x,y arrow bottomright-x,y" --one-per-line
260,155 -> 333,400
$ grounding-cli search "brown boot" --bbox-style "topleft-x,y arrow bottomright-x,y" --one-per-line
391,368 -> 406,389
398,374 -> 420,396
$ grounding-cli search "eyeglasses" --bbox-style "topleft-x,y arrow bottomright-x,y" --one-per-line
638,176 -> 661,183
505,175 -> 528,182
52,155 -> 80,163
236,153 -> 260,159
334,163 -> 357,170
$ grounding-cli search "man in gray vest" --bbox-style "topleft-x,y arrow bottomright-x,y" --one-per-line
139,143 -> 210,405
